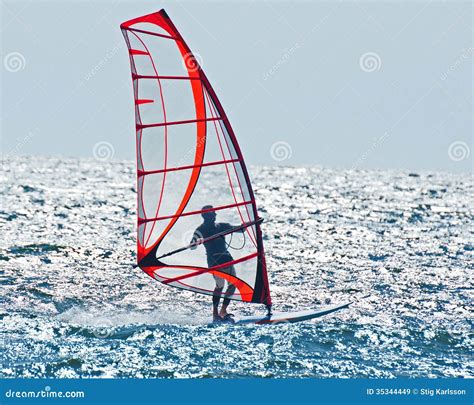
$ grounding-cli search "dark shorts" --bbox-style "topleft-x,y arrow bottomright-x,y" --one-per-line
207,253 -> 234,268
207,253 -> 236,291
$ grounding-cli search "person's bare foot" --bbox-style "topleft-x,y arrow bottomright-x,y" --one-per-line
220,310 -> 234,320
213,315 -> 224,323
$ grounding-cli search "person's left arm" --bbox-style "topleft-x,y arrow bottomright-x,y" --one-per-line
221,222 -> 246,233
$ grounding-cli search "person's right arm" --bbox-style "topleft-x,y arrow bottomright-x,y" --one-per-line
190,229 -> 201,250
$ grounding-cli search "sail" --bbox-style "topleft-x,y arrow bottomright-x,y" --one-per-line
121,10 -> 271,305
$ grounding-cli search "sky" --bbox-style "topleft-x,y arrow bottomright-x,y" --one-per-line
1,0 -> 472,172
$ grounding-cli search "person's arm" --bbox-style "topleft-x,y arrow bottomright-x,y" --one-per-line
222,222 -> 246,233
235,217 -> 263,233
189,229 -> 201,250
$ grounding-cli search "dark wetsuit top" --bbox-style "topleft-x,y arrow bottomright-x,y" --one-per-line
192,222 -> 234,267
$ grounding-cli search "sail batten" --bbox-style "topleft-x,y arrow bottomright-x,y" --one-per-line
121,9 -> 272,306
138,158 -> 241,177
137,116 -> 222,130
138,200 -> 254,224
122,26 -> 180,41
133,73 -> 201,81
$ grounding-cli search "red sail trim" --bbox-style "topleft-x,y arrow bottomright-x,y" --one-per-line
137,117 -> 221,130
135,99 -> 154,105
167,271 -> 254,302
133,73 -> 201,81
137,158 -> 240,177
138,200 -> 253,224
129,49 -> 149,55
122,26 -> 179,41
161,252 -> 259,285
185,271 -> 254,301
140,262 -> 256,302
155,267 -> 255,302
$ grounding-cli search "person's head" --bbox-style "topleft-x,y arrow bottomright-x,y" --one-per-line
201,205 -> 216,223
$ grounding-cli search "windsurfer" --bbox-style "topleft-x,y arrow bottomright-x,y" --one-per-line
190,205 -> 245,323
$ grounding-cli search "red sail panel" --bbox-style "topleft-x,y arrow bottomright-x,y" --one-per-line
121,9 -> 271,305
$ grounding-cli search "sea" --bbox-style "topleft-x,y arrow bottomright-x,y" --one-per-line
1,156 -> 472,378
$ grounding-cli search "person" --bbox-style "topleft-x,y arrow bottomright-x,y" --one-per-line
190,205 -> 244,323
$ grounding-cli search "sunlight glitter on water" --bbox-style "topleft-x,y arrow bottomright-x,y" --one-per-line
1,157 -> 472,378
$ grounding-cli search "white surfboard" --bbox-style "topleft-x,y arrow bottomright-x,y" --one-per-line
231,302 -> 352,325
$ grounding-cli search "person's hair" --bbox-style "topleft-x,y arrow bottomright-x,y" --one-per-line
201,205 -> 215,220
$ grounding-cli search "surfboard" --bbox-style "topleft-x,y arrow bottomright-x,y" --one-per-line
232,302 -> 352,325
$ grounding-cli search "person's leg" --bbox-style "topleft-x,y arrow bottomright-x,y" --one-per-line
219,266 -> 236,317
212,287 -> 223,319
212,275 -> 225,321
